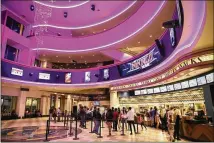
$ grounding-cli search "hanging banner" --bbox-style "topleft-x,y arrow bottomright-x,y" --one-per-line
118,47 -> 163,77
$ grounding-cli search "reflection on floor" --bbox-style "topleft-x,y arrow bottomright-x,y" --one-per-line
1,118 -> 188,142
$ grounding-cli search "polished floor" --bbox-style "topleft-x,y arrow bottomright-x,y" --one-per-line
1,117 -> 188,142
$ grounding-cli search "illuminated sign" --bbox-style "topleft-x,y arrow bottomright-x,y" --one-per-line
174,83 -> 182,90
141,89 -> 147,95
119,47 -> 163,77
103,69 -> 109,80
197,76 -> 206,85
65,73 -> 72,83
135,90 -> 141,95
11,67 -> 23,76
154,87 -> 160,93
39,73 -> 50,80
147,88 -> 154,94
189,79 -> 197,87
181,81 -> 189,89
170,28 -> 176,47
167,85 -> 174,91
111,53 -> 213,91
206,73 -> 214,83
85,72 -> 91,82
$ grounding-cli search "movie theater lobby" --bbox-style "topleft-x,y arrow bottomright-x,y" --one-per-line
1,0 -> 214,142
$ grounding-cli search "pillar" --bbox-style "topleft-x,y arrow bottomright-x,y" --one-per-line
40,95 -> 47,116
110,91 -> 120,108
16,90 -> 27,118
203,84 -> 214,122
46,96 -> 50,115
55,95 -> 60,109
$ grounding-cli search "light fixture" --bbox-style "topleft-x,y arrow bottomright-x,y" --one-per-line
58,61 -> 59,62
81,33 -> 84,35
43,54 -> 45,56
150,35 -> 153,38
138,41 -> 140,44
69,56 -> 71,58
93,32 -> 95,34
104,29 -> 106,31
93,55 -> 95,56
64,12 -> 68,18
30,5 -> 35,11
162,26 -> 165,29
56,56 -> 58,57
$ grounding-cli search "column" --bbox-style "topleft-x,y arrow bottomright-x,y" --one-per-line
40,95 -> 47,116
110,91 -> 119,108
16,90 -> 27,118
46,96 -> 50,115
203,84 -> 214,122
55,95 -> 60,109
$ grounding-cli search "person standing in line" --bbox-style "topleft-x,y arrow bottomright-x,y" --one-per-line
140,113 -> 147,130
111,107 -> 115,130
94,108 -> 102,135
121,107 -> 128,130
49,107 -> 53,121
92,106 -> 97,132
126,107 -> 136,135
113,108 -> 119,131
149,107 -> 154,127
79,106 -> 85,128
106,108 -> 113,136
174,107 -> 181,140
53,108 -> 57,123
118,108 -> 121,130
57,107 -> 61,122
154,106 -> 158,128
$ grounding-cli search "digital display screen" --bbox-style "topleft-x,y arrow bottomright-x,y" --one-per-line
39,73 -> 50,80
206,73 -> 214,83
141,89 -> 147,95
167,85 -> 174,91
85,72 -> 91,82
181,81 -> 189,89
118,47 -> 163,77
160,86 -> 167,92
169,28 -> 176,47
93,101 -> 100,106
154,87 -> 160,93
11,67 -> 23,76
174,83 -> 182,90
197,76 -> 207,85
103,69 -> 109,80
135,90 -> 141,95
65,73 -> 72,83
189,79 -> 197,87
147,88 -> 154,94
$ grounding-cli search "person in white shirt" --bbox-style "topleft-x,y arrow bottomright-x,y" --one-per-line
126,107 -> 136,135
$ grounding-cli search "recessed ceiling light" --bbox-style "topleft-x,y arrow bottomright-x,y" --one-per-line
138,41 -> 140,44
81,33 -> 84,35
93,32 -> 95,34
162,26 -> 165,29
98,60 -> 100,62
81,56 -> 83,58
56,56 -> 58,57
69,56 -> 71,58
150,35 -> 152,38
58,61 -> 59,62
43,54 -> 45,56
104,29 -> 106,31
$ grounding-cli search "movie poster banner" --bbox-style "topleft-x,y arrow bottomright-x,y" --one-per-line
118,47 -> 163,77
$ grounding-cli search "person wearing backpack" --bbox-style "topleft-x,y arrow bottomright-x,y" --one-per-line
106,108 -> 113,136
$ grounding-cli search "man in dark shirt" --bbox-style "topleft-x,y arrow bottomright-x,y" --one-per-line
113,108 -> 119,131
94,108 -> 101,134
92,107 -> 97,132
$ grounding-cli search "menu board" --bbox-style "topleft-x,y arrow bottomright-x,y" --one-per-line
65,73 -> 72,83
174,83 -> 182,90
197,76 -> 207,85
147,88 -> 154,94
167,85 -> 174,91
181,81 -> 189,89
141,89 -> 147,95
206,73 -> 214,83
154,87 -> 160,93
189,79 -> 197,87
85,72 -> 91,82
160,86 -> 167,92
11,67 -> 23,76
135,90 -> 141,95
39,73 -> 50,80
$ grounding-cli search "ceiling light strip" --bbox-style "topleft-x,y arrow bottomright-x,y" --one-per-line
33,0 -> 89,9
32,1 -> 165,52
32,1 -> 137,29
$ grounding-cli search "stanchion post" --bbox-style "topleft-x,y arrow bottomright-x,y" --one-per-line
44,120 -> 50,142
89,119 -> 93,133
97,119 -> 103,138
73,115 -> 79,140
69,112 -> 73,136
121,120 -> 125,136
66,115 -> 69,130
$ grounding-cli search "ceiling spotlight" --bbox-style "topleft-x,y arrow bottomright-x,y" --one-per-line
104,29 -> 106,31
93,55 -> 95,56
81,33 -> 84,35
56,56 -> 58,57
64,12 -> 68,18
150,35 -> 153,38
43,54 -> 45,56
58,61 -> 59,63
138,41 -> 140,44
91,4 -> 95,11
93,32 -> 95,34
30,5 -> 34,11
162,26 -> 165,29
69,56 -> 71,58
